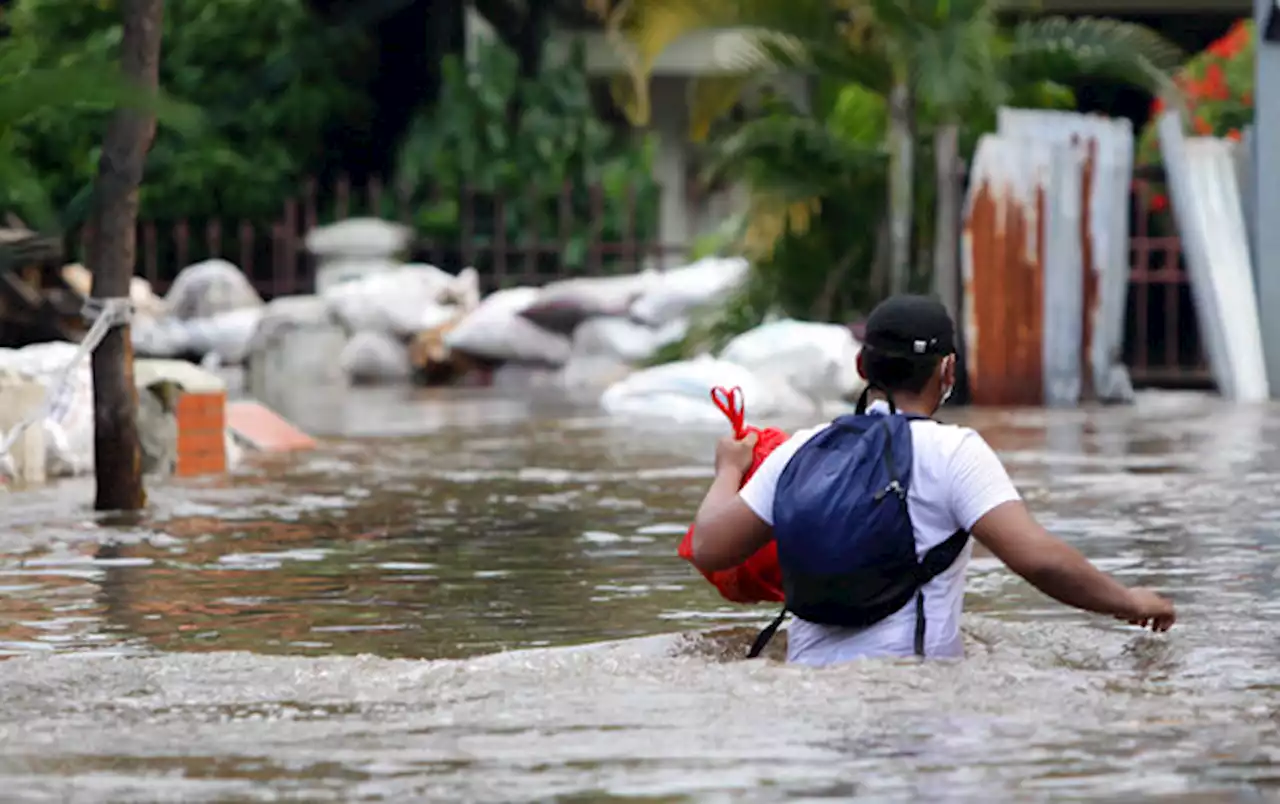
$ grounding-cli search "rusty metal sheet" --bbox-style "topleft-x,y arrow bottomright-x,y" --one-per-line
961,134 -> 1054,406
996,108 -> 1135,404
1157,112 -> 1267,401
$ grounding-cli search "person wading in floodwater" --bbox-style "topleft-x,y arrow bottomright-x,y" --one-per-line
690,294 -> 1176,666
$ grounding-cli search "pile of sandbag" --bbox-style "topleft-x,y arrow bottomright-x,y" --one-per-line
122,219 -> 755,392
439,256 -> 749,390
596,318 -> 867,424
124,217 -> 485,386
128,258 -> 267,365
325,263 -> 480,383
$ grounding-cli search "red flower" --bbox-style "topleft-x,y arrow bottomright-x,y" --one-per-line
1151,194 -> 1169,212
1193,116 -> 1212,135
1204,63 -> 1229,100
1228,129 -> 1242,141
1207,20 -> 1250,59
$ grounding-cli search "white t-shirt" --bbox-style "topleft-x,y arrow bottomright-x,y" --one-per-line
738,401 -> 1021,666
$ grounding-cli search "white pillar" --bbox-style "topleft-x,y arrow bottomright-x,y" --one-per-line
650,77 -> 690,269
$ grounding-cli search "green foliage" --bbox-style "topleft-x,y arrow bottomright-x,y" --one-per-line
0,12 -> 202,231
394,39 -> 661,275
1137,20 -> 1252,170
7,0 -> 370,223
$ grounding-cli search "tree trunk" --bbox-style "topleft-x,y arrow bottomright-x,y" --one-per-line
932,122 -> 961,321
886,81 -> 914,297
90,0 -> 163,512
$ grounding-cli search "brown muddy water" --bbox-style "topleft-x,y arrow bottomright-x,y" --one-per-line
1,386 -> 1279,802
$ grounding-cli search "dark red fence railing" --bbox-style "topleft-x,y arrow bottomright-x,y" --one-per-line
1126,175 -> 1212,388
69,175 -> 687,299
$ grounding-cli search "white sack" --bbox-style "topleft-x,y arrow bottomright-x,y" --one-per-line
599,354 -> 813,423
164,259 -> 264,320
0,342 -> 95,477
443,287 -> 571,365
340,330 -> 413,384
314,256 -> 400,294
246,294 -> 337,355
323,264 -> 463,336
132,316 -> 196,358
570,316 -> 666,364
629,257 -> 749,326
181,307 -> 264,366
304,217 -> 411,259
720,319 -> 865,400
520,271 -> 658,335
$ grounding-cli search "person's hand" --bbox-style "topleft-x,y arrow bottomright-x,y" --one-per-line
714,431 -> 758,477
1118,587 -> 1176,632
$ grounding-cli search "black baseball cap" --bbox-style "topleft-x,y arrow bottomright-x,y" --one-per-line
863,294 -> 956,358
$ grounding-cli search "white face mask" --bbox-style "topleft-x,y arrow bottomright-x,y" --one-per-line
939,356 -> 956,405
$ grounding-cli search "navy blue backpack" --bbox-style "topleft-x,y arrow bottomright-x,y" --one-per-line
746,390 -> 969,659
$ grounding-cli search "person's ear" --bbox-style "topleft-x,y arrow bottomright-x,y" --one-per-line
941,354 -> 957,388
856,349 -> 867,380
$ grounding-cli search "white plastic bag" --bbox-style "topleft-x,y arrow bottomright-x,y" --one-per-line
323,264 -> 462,336
443,287 -> 571,365
340,330 -> 413,384
599,354 -> 814,423
629,257 -> 749,326
720,319 -> 865,400
164,259 -> 264,320
520,270 -> 658,335
304,217 -> 411,259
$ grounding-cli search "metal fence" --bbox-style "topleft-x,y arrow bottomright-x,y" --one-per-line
68,173 -> 1210,391
67,176 -> 688,299
1127,175 -> 1212,388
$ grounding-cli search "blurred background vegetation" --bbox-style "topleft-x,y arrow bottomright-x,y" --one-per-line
0,0 -> 1258,340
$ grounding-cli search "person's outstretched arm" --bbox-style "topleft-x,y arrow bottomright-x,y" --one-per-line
950,432 -> 1175,631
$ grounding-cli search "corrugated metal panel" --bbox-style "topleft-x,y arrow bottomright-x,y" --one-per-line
1157,112 -> 1267,401
996,108 -> 1135,403
1041,137 -> 1086,407
961,134 -> 1056,406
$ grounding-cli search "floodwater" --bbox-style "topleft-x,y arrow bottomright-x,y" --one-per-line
1,386 -> 1279,801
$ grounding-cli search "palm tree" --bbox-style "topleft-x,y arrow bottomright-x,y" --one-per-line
590,0 -> 1183,313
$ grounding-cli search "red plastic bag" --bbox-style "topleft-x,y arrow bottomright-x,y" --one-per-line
677,386 -> 788,604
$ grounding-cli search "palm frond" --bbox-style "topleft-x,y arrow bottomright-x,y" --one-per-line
597,0 -> 850,126
687,76 -> 751,142
703,113 -> 886,195
1007,16 -> 1184,95
740,192 -> 822,259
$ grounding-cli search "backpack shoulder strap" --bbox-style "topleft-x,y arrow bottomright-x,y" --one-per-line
918,529 -> 970,582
